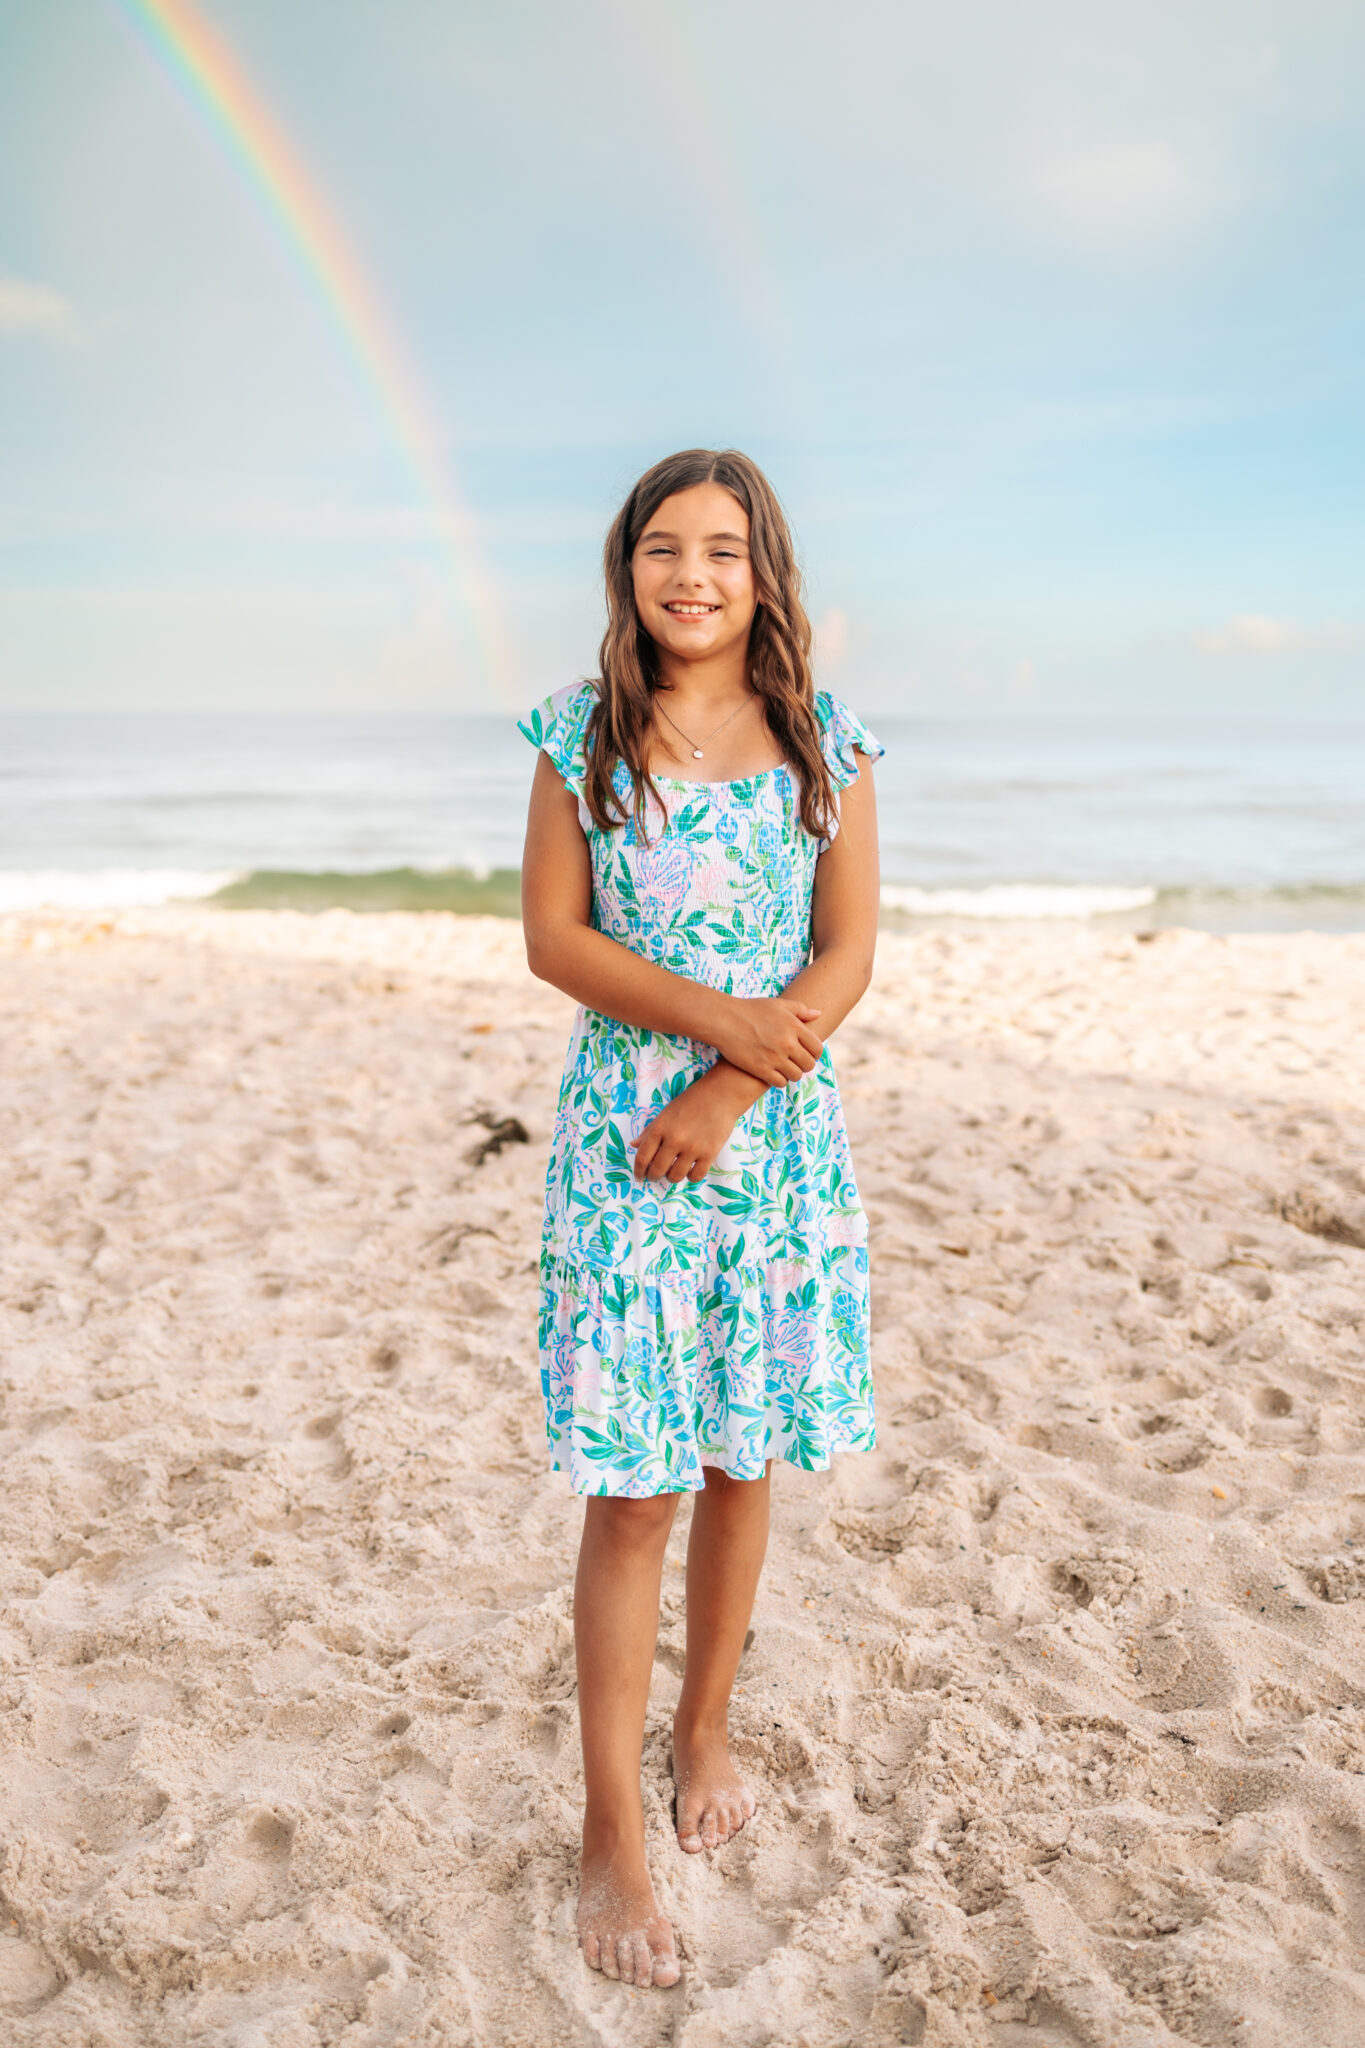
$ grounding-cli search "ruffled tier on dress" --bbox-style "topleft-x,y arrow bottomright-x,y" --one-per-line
535,1004 -> 875,1496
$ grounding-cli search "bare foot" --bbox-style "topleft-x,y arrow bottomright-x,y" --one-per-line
672,1720 -> 757,1853
578,1822 -> 680,1988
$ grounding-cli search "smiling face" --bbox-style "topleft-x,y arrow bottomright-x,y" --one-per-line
631,482 -> 758,669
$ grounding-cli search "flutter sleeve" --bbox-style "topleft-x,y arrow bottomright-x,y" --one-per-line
517,680 -> 597,805
814,690 -> 885,788
813,691 -> 884,850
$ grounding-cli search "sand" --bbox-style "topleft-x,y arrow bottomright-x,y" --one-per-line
2,906 -> 1365,2048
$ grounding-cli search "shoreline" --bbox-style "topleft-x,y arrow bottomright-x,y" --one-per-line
6,871 -> 1365,933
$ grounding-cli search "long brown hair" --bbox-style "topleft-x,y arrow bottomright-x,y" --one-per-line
582,448 -> 837,842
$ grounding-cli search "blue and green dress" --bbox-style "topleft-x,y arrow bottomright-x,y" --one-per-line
518,681 -> 883,1498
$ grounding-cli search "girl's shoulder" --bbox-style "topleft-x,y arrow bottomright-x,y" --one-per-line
812,690 -> 885,789
518,681 -> 883,803
517,678 -> 601,797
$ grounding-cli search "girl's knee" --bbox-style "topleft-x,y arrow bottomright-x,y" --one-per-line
701,1464 -> 771,1497
587,1492 -> 678,1546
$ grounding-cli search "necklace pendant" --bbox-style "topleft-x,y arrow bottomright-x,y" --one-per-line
692,748 -> 704,759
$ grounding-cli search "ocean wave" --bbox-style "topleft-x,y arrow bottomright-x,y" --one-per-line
209,867 -> 522,915
879,883 -> 1158,920
6,868 -> 1363,932
0,869 -> 244,913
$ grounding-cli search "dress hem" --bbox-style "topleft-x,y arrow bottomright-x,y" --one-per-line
547,1429 -> 877,1498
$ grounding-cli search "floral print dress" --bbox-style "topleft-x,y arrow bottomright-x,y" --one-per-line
518,681 -> 883,1498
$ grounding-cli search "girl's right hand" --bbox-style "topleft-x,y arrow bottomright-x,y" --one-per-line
712,997 -> 824,1086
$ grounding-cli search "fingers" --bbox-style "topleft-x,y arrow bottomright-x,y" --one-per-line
631,1131 -> 660,1179
736,1041 -> 791,1086
781,1048 -> 823,1081
633,1129 -> 703,1183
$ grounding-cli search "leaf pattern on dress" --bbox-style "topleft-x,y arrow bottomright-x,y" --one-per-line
518,681 -> 884,1497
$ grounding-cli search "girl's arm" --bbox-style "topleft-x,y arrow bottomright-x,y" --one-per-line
633,753 -> 881,1180
779,747 -> 881,1029
521,751 -> 826,1087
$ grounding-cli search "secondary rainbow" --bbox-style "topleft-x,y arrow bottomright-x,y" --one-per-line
110,0 -> 514,701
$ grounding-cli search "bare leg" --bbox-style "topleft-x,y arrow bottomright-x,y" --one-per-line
575,1491 -> 682,1988
673,1464 -> 770,1852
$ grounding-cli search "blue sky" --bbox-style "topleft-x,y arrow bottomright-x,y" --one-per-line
1,0 -> 1362,716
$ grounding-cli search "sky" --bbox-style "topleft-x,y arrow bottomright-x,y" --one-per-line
1,0 -> 1363,719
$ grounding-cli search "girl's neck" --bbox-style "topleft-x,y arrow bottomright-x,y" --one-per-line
653,645 -> 752,710
643,655 -> 777,780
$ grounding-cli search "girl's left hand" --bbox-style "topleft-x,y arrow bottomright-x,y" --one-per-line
630,1072 -> 743,1184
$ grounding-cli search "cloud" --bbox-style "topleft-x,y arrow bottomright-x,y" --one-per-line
1026,135 -> 1237,254
1192,614 -> 1365,656
0,276 -> 73,338
1035,141 -> 1195,230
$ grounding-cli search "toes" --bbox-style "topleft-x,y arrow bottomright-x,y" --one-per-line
676,1792 -> 705,1852
698,1795 -> 724,1845
582,1922 -> 671,1986
676,1773 -> 757,1853
709,1797 -> 740,1844
652,1941 -> 681,1988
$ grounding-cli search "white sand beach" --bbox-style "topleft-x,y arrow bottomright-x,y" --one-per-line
3,907 -> 1365,2046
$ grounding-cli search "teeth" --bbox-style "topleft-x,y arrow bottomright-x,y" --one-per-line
667,604 -> 717,615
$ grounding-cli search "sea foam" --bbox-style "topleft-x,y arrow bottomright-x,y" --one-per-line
879,883 -> 1157,920
0,870 -> 243,913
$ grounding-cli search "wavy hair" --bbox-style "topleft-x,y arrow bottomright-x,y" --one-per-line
581,448 -> 836,844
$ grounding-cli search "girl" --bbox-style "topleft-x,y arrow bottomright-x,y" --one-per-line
519,448 -> 881,1990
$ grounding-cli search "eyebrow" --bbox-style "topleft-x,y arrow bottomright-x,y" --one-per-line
639,528 -> 750,545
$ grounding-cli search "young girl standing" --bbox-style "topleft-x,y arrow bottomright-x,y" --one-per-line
519,448 -> 882,1989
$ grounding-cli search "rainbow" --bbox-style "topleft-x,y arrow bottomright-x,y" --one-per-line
110,0 -> 514,703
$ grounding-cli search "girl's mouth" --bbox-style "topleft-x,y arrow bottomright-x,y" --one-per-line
663,602 -> 720,617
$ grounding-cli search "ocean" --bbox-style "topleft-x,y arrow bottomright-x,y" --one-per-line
3,711 -> 1364,930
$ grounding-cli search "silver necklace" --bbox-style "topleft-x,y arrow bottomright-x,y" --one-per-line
655,690 -> 755,760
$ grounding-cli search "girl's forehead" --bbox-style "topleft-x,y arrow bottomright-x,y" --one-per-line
640,482 -> 749,538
